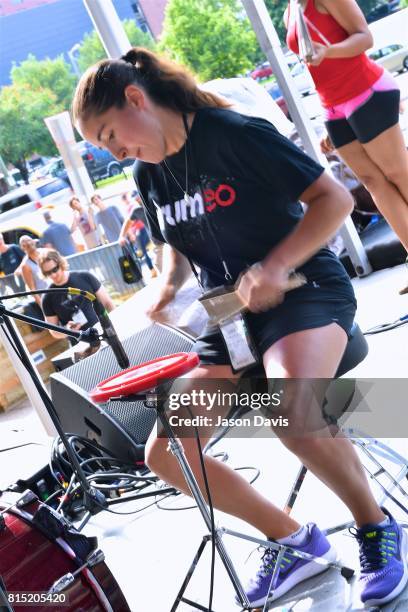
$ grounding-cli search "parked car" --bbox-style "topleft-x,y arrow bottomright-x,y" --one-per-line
366,2 -> 400,23
369,43 -> 408,73
289,61 -> 315,95
251,61 -> 273,81
0,203 -> 76,246
0,177 -> 71,222
77,141 -> 134,183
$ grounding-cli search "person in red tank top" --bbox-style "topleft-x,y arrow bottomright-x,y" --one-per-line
286,0 -> 408,292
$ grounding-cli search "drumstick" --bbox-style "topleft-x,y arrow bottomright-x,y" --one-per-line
199,273 -> 307,325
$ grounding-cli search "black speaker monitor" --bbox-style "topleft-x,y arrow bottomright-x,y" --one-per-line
50,324 -> 194,463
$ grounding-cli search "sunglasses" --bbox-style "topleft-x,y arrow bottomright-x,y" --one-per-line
43,264 -> 60,277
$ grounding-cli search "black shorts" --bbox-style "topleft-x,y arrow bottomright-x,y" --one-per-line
192,283 -> 357,367
325,89 -> 400,149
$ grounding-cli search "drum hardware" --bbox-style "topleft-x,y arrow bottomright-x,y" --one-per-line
0,489 -> 38,517
0,290 -> 176,530
0,296 -> 108,529
92,353 -> 355,612
0,494 -> 131,611
48,549 -> 105,594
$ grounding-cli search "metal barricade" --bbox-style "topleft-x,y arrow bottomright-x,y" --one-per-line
0,273 -> 25,297
67,241 -> 144,300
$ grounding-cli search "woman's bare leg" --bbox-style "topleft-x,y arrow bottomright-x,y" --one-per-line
336,138 -> 408,251
263,323 -> 385,527
362,124 -> 408,206
145,364 -> 300,538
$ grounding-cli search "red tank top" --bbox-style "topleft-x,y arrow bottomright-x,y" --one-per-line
286,0 -> 383,107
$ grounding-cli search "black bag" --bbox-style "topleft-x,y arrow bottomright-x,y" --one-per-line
23,301 -> 45,333
119,243 -> 142,284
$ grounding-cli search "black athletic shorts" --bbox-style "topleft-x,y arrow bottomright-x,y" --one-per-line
325,88 -> 400,149
192,282 -> 357,367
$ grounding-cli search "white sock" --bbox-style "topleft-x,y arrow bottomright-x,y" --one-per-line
276,524 -> 308,546
376,515 -> 391,528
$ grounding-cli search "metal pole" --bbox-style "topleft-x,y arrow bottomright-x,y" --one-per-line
82,0 -> 131,58
241,0 -> 372,276
0,319 -> 56,436
44,112 -> 95,203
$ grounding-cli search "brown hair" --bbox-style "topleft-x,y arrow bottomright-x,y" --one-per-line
38,249 -> 69,273
90,193 -> 102,205
68,196 -> 81,208
72,47 -> 230,124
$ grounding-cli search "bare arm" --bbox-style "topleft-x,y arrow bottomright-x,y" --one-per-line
70,213 -> 78,234
264,172 -> 353,271
160,244 -> 192,292
95,285 -> 115,313
21,263 -> 42,305
316,0 -> 373,59
118,216 -> 133,245
44,314 -> 68,339
237,173 -> 354,311
146,244 -> 192,317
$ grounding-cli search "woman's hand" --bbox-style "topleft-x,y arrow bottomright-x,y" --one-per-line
307,42 -> 329,66
320,134 -> 335,155
236,262 -> 289,313
146,284 -> 177,320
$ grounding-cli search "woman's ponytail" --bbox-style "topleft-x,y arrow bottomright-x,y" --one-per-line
72,47 -> 230,124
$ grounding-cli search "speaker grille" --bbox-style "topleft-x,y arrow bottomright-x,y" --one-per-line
51,324 -> 194,446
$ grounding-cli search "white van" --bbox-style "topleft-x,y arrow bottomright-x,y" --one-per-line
0,176 -> 71,222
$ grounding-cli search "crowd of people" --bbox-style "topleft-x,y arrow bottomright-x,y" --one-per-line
0,188 -> 156,345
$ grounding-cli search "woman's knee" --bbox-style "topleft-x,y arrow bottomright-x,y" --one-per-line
383,166 -> 408,190
144,436 -> 171,474
358,170 -> 388,194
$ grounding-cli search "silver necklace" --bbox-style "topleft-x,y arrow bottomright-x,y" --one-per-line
162,120 -> 191,205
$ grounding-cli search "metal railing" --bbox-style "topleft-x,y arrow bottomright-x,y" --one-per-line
0,242 -> 144,304
67,241 -> 145,300
0,273 -> 25,297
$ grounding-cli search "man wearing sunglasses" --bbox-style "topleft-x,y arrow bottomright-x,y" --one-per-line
38,249 -> 114,345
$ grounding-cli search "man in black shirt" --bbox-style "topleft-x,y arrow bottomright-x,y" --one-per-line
39,249 -> 114,345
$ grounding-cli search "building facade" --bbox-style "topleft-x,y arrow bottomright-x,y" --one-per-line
0,0 -> 168,87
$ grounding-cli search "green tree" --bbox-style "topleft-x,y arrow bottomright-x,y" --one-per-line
264,0 -> 287,44
10,54 -> 76,110
77,20 -> 155,73
160,0 -> 259,81
0,83 -> 60,181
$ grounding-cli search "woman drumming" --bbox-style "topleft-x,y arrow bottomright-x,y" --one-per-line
72,48 -> 407,608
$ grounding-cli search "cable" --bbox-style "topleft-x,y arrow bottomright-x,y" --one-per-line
364,314 -> 408,335
48,433 -> 168,518
0,287 -> 96,302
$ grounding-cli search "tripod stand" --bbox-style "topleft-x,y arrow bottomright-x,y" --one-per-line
0,290 -> 176,530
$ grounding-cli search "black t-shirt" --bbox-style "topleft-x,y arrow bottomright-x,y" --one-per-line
42,271 -> 101,343
0,245 -> 25,275
134,107 -> 352,295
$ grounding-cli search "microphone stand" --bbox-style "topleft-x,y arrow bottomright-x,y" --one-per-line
0,292 -> 176,530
